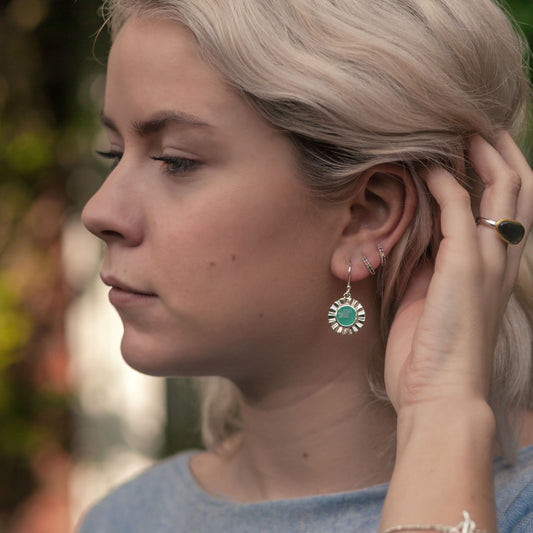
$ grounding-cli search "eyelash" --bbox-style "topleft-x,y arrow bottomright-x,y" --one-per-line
96,150 -> 122,168
150,155 -> 199,175
95,151 -> 199,175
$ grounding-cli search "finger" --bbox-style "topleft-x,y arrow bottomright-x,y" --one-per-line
494,131 -> 533,233
425,167 -> 476,241
424,167 -> 478,274
468,135 -> 521,251
488,132 -> 533,289
467,135 -> 522,290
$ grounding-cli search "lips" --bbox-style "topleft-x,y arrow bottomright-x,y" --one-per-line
101,274 -> 157,298
100,275 -> 157,307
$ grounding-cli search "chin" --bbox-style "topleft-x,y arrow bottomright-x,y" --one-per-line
121,342 -> 183,377
119,334 -> 218,378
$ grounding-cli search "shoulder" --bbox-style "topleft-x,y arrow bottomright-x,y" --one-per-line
495,443 -> 533,533
78,451 -> 198,533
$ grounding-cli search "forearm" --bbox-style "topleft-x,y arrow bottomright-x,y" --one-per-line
380,400 -> 497,532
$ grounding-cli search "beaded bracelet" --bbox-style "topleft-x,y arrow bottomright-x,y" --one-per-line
382,511 -> 488,533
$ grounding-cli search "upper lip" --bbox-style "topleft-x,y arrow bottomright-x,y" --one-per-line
101,274 -> 156,296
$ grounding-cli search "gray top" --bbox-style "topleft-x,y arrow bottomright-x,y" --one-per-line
80,445 -> 533,532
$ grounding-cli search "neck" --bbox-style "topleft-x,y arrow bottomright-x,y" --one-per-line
191,334 -> 397,502
235,373 -> 397,501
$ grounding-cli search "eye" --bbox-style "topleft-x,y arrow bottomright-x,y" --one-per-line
150,155 -> 200,175
95,150 -> 123,169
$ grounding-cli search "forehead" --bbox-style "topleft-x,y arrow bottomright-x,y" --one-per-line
105,17 -> 241,128
103,16 -> 300,175
110,17 -> 206,73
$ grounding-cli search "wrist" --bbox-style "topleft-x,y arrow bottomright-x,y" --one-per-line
395,399 -> 496,456
383,400 -> 497,531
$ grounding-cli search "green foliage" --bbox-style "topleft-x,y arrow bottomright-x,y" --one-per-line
0,282 -> 31,370
0,0 -> 107,524
507,0 -> 533,69
3,130 -> 54,176
507,0 -> 533,30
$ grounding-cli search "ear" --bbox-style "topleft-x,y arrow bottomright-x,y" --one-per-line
330,164 -> 417,282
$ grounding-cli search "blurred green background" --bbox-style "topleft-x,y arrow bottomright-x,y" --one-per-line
0,0 -> 532,532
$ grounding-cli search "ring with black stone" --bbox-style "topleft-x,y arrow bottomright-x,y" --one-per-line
475,217 -> 525,245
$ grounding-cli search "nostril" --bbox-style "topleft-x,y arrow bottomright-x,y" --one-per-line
101,229 -> 126,240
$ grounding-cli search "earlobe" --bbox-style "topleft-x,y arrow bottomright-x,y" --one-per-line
330,163 -> 417,282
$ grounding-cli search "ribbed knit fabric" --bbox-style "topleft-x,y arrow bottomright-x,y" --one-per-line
79,445 -> 533,533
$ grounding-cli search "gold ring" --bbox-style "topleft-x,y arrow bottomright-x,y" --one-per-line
475,217 -> 525,245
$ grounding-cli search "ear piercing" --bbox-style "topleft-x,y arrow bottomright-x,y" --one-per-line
328,263 -> 366,334
361,244 -> 386,276
328,245 -> 386,335
377,244 -> 386,266
361,255 -> 375,276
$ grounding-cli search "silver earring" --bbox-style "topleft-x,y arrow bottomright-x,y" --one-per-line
377,244 -> 386,267
328,264 -> 366,335
361,255 -> 376,276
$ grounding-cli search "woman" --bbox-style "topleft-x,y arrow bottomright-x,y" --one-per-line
80,0 -> 533,531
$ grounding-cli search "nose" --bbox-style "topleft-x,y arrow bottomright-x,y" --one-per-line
82,167 -> 144,247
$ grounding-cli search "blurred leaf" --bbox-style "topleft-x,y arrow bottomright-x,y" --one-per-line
3,130 -> 53,175
0,281 -> 31,369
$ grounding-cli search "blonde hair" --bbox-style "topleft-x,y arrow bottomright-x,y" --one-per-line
102,0 -> 533,463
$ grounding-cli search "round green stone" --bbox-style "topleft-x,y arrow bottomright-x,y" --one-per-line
336,305 -> 357,327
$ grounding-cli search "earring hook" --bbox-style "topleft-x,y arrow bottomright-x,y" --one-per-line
329,260 -> 365,334
344,262 -> 352,298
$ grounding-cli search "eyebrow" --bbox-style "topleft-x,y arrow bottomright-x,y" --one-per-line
100,110 -> 214,137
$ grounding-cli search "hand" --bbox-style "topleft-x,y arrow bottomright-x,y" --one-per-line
384,132 -> 533,415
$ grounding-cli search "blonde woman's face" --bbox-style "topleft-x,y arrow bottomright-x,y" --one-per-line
82,18 -> 342,379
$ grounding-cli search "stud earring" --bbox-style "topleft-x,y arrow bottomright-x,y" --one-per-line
361,255 -> 376,276
328,263 -> 366,335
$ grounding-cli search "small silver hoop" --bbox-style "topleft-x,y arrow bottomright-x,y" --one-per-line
377,244 -> 386,267
361,255 -> 376,276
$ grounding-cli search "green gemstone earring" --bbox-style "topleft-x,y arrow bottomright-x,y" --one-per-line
328,264 -> 366,335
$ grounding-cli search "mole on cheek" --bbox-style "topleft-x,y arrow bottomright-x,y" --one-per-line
209,261 -> 216,268
258,312 -> 264,319
231,254 -> 237,262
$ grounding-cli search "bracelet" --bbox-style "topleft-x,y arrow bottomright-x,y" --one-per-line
382,511 -> 488,533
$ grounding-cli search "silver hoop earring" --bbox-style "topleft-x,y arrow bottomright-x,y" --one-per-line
377,244 -> 386,267
328,264 -> 366,335
361,255 -> 376,276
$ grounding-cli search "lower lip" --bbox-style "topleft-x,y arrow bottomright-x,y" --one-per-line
108,287 -> 158,307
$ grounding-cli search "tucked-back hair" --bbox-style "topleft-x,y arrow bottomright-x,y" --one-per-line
101,0 -> 533,463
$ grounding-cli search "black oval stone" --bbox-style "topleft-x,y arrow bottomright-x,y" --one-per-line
497,219 -> 525,245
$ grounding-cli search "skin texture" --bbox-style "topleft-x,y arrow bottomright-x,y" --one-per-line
380,132 -> 533,530
83,16 -> 533,531
83,16 -> 415,498
84,17 -> 348,383
386,134 -> 533,410
82,16 -> 417,395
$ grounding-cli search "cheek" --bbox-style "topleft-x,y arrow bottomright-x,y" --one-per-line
150,188 -> 320,323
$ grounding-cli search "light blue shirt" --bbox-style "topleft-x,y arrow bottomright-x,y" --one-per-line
80,445 -> 533,532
